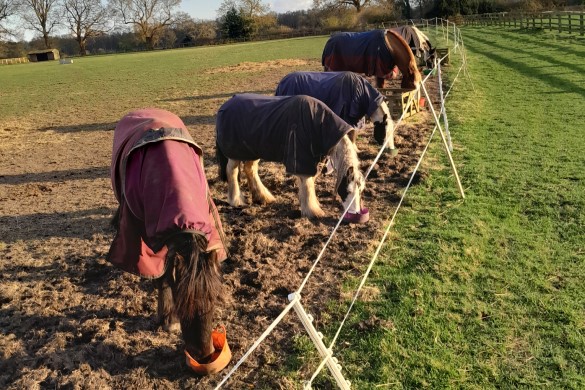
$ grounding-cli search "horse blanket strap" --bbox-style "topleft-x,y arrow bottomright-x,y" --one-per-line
108,108 -> 228,278
216,94 -> 353,176
322,29 -> 394,79
275,71 -> 384,127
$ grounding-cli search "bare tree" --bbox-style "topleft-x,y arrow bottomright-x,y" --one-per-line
313,0 -> 371,13
109,0 -> 181,50
63,0 -> 109,55
217,0 -> 269,19
0,0 -> 21,39
20,0 -> 61,48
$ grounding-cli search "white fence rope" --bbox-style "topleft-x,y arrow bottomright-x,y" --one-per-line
214,20 -> 469,388
306,56 -> 469,385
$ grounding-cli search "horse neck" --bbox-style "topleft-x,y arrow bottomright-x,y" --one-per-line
332,135 -> 359,189
171,238 -> 222,360
386,31 -> 418,80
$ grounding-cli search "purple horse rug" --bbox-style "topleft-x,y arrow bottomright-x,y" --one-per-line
322,30 -> 394,79
215,94 -> 353,176
108,108 -> 228,278
275,71 -> 384,128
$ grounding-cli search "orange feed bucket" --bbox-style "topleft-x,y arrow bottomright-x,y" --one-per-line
185,325 -> 232,375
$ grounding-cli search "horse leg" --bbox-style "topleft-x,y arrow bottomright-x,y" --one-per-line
227,159 -> 247,207
297,175 -> 325,218
156,266 -> 180,333
243,160 -> 275,204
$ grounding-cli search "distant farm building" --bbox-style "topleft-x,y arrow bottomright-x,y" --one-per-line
27,49 -> 60,62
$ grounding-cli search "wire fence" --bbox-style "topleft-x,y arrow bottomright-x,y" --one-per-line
213,18 -> 470,389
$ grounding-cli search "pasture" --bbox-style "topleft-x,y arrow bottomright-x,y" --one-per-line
0,26 -> 584,388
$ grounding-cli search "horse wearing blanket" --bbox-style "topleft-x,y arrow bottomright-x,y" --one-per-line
108,108 -> 230,371
391,25 -> 436,68
215,94 -> 365,219
322,29 -> 422,89
275,71 -> 397,152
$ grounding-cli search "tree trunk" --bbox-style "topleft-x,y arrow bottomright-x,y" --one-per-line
43,32 -> 50,48
78,38 -> 87,56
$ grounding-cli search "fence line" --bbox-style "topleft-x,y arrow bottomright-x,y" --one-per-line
462,11 -> 585,36
214,18 -> 469,388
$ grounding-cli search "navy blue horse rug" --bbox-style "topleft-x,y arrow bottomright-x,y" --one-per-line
215,94 -> 353,176
275,71 -> 384,128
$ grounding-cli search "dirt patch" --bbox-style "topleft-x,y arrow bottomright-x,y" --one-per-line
0,59 -> 442,388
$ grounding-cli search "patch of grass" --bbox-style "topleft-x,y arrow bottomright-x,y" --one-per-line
328,27 -> 585,389
0,36 -> 328,122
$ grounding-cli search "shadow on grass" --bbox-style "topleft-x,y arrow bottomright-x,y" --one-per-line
39,122 -> 117,133
161,89 -> 274,103
464,34 -> 585,97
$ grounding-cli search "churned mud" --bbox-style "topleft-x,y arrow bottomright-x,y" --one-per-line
0,58 -> 441,389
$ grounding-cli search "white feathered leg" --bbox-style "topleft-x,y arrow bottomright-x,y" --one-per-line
243,160 -> 275,204
227,159 -> 247,206
297,175 -> 325,218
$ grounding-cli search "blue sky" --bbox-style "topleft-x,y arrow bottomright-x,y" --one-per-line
180,0 -> 313,21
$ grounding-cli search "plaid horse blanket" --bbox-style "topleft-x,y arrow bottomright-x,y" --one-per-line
216,94 -> 353,176
108,108 -> 228,278
322,29 -> 394,79
275,71 -> 384,128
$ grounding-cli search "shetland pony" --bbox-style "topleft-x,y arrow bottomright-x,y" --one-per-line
108,108 -> 228,365
275,71 -> 397,151
322,29 -> 422,89
215,94 -> 365,218
391,25 -> 436,68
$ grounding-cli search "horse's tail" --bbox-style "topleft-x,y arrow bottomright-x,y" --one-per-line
173,234 -> 222,320
216,142 -> 228,182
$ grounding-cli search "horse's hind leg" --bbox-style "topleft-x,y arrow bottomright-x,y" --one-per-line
227,159 -> 247,207
243,160 -> 275,204
156,267 -> 180,334
297,175 -> 325,218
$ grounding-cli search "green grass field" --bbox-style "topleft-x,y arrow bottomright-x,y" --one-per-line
1,27 -> 584,388
317,27 -> 585,388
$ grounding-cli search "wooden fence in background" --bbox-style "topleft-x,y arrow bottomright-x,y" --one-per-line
462,11 -> 585,35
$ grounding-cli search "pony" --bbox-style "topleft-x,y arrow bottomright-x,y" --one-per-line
275,71 -> 397,151
215,94 -> 365,219
391,25 -> 436,68
322,29 -> 422,89
108,108 -> 229,367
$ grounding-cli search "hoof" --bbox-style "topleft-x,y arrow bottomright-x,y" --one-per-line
388,148 -> 399,157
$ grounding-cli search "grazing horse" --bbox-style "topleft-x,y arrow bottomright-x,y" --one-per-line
322,29 -> 422,89
275,71 -> 397,151
108,108 -> 229,368
391,25 -> 436,68
215,94 -> 365,219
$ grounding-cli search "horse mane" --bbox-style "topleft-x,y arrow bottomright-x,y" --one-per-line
170,234 -> 222,320
331,135 -> 360,193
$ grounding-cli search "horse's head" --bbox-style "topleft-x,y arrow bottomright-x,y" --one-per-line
386,30 -> 422,91
371,101 -> 396,151
168,234 -> 223,362
333,136 -> 365,215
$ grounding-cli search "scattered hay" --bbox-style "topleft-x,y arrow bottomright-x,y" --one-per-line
205,59 -> 317,74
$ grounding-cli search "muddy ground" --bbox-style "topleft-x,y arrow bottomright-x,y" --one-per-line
0,59 -> 441,389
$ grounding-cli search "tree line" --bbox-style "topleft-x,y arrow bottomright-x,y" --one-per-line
1,0 -> 582,59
